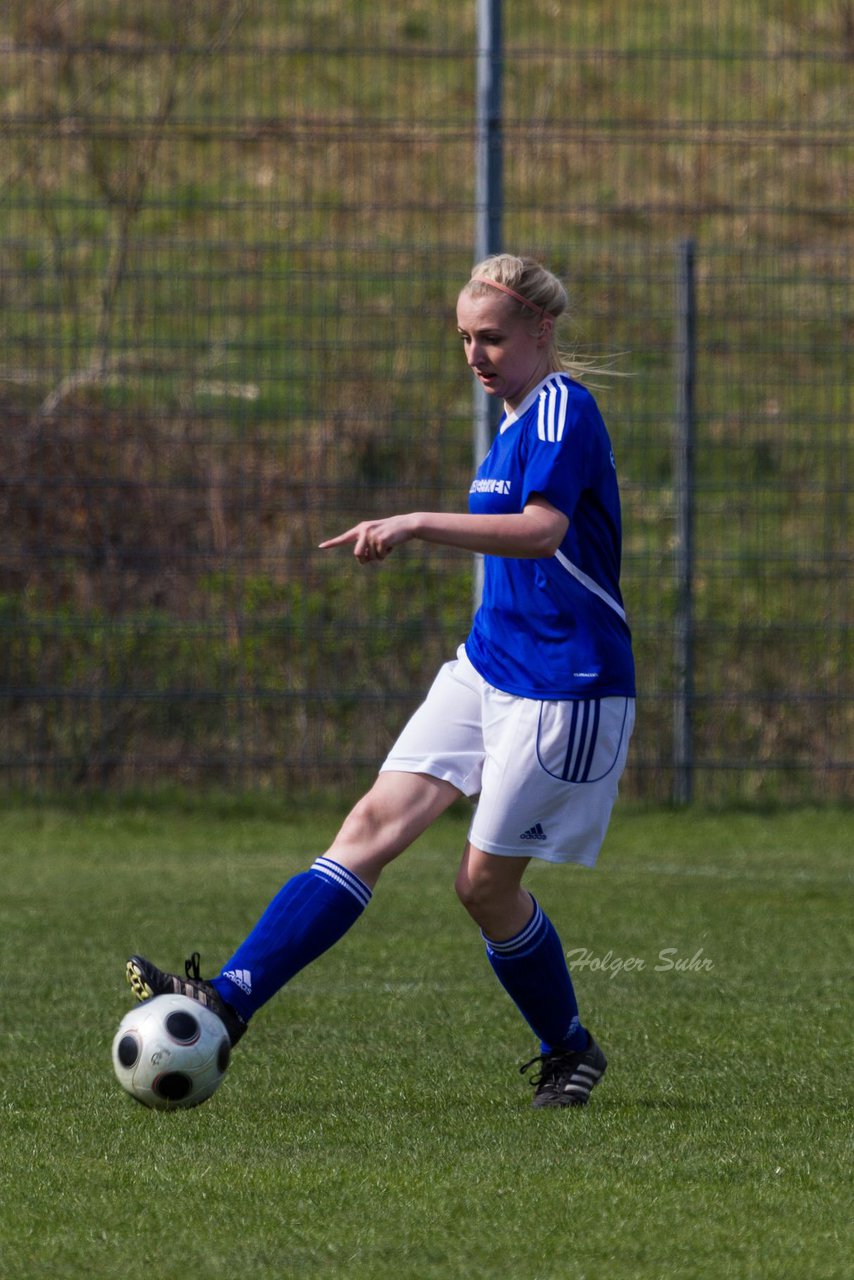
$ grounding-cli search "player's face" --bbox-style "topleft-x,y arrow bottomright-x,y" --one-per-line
456,291 -> 552,409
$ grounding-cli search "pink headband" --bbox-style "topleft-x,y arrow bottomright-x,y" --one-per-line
471,275 -> 546,316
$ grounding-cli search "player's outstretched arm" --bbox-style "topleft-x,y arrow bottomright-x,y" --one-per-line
320,495 -> 568,564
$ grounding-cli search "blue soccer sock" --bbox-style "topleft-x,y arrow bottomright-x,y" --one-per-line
483,897 -> 589,1054
210,857 -> 372,1023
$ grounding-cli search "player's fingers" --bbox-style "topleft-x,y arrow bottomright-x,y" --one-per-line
318,526 -> 360,548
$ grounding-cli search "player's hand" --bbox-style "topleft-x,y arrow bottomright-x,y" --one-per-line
319,514 -> 417,564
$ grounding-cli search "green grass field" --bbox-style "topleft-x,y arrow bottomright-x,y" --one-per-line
0,798 -> 850,1278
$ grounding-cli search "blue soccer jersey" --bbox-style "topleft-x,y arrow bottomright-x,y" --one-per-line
465,373 -> 636,700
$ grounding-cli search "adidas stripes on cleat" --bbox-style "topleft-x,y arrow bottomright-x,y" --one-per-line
126,951 -> 247,1047
520,1035 -> 607,1108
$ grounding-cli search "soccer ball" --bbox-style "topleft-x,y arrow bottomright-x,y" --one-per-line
112,994 -> 231,1110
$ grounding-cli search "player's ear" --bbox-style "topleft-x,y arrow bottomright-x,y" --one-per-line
536,315 -> 554,345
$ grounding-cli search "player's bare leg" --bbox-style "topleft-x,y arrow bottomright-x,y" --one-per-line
127,771 -> 462,1039
454,842 -> 532,938
327,770 -> 462,888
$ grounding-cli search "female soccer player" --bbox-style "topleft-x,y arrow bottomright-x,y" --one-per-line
127,254 -> 636,1108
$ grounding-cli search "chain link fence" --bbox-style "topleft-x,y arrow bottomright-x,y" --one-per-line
1,2 -> 850,802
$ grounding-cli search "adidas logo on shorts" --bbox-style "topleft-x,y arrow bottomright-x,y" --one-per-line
520,822 -> 547,841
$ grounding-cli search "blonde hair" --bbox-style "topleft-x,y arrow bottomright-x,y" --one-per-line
464,253 -> 624,385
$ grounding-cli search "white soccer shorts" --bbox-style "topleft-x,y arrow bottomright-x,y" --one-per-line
380,645 -> 635,866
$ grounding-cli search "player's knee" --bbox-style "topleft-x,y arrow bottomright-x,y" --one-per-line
332,792 -> 387,856
454,865 -> 497,919
455,858 -> 533,936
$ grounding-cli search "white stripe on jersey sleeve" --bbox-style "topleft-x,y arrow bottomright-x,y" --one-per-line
536,377 -> 569,444
555,378 -> 569,441
537,385 -> 549,441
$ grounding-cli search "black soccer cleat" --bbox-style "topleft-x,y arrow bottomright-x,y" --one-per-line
126,951 -> 248,1047
520,1034 -> 607,1108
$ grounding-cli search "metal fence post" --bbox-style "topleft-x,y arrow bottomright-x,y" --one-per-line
473,0 -> 503,610
673,238 -> 697,804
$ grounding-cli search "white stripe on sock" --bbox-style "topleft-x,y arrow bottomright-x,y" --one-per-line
482,900 -> 545,955
311,857 -> 372,908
